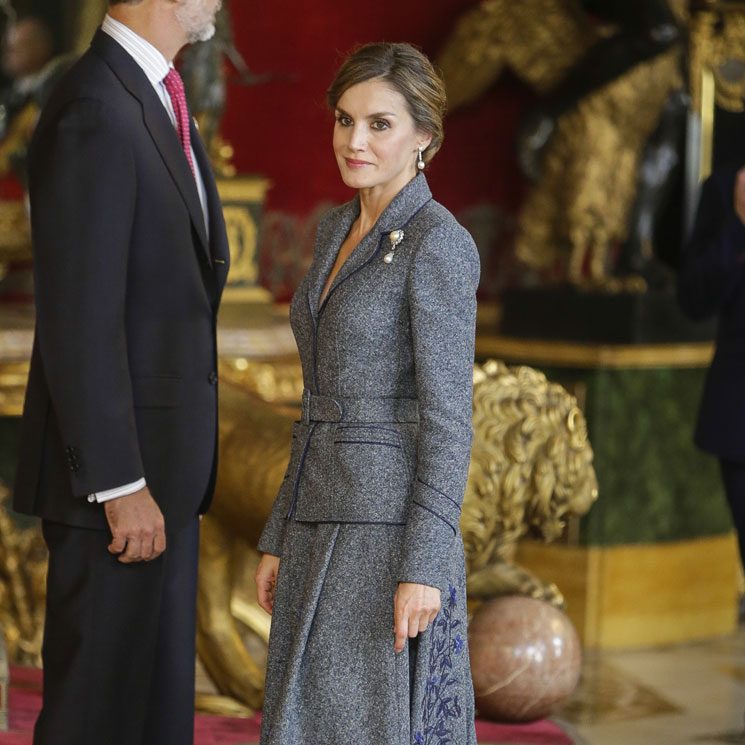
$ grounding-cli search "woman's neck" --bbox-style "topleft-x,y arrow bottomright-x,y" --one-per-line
353,168 -> 417,238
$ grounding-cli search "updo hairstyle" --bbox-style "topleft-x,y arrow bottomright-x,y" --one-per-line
326,42 -> 447,166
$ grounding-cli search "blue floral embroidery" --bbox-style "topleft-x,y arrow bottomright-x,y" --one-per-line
415,583 -> 463,744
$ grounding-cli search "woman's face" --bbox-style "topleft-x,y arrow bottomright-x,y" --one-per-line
333,77 -> 430,193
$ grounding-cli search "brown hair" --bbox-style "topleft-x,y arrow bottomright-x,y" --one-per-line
327,43 -> 447,165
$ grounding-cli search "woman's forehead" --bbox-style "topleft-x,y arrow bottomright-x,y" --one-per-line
336,78 -> 408,114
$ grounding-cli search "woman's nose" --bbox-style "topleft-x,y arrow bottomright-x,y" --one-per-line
348,124 -> 368,151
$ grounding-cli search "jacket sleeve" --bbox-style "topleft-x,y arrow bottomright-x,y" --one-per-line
678,171 -> 745,321
257,423 -> 301,556
398,222 -> 480,591
30,97 -> 144,497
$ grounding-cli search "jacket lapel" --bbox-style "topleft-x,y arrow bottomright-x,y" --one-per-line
314,174 -> 434,315
90,31 -> 210,262
308,199 -> 358,315
191,120 -> 231,297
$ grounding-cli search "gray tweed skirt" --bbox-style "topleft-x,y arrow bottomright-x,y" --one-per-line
260,521 -> 477,745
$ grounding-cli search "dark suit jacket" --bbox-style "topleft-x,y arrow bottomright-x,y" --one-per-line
678,166 -> 745,462
13,30 -> 230,533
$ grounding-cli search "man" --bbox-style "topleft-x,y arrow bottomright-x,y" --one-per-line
678,166 -> 745,585
12,1 -> 228,743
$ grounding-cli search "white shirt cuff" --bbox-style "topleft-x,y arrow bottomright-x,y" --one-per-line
88,478 -> 146,503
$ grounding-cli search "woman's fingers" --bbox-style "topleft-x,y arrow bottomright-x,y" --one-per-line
394,582 -> 442,651
254,554 -> 280,615
257,580 -> 275,614
394,590 -> 409,653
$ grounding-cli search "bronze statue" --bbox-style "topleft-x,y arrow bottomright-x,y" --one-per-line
437,0 -> 688,286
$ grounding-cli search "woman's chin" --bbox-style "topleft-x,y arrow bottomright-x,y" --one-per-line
338,167 -> 379,191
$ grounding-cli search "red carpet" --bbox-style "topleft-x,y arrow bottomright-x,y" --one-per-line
0,667 -> 575,744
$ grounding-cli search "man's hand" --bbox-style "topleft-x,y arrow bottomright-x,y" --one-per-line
255,553 -> 280,615
104,486 -> 166,563
394,582 -> 441,653
734,167 -> 745,226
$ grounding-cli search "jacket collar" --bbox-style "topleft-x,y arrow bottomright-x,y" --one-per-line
311,174 -> 432,314
89,29 -> 211,264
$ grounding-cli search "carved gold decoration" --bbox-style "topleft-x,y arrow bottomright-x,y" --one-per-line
0,363 -> 32,417
690,6 -> 745,113
475,335 -> 715,369
437,0 -> 688,284
219,357 -> 304,405
0,202 -> 31,265
216,177 -> 273,304
689,3 -> 745,180
0,360 -> 597,712
0,486 -> 46,667
222,207 -> 259,284
437,0 -> 594,108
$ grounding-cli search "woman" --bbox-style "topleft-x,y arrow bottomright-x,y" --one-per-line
255,42 -> 479,745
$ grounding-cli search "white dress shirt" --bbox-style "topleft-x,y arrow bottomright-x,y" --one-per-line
89,16 -> 210,504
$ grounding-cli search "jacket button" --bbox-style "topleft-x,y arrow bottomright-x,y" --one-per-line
208,371 -> 218,385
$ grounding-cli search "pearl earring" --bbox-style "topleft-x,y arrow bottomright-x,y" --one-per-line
417,146 -> 425,171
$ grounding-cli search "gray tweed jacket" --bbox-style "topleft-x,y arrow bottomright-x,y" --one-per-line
258,174 -> 479,591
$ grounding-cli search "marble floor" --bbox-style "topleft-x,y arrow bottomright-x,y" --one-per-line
557,629 -> 745,745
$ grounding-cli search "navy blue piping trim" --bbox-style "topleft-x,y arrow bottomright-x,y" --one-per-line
318,233 -> 385,316
306,291 -> 320,392
417,477 -> 460,510
286,422 -> 319,519
292,520 -> 406,526
339,424 -> 401,437
333,440 -> 402,448
412,499 -> 457,535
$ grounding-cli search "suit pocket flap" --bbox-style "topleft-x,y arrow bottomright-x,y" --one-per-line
131,376 -> 182,408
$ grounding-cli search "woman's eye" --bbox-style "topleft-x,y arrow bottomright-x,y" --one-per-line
336,115 -> 353,127
372,119 -> 390,131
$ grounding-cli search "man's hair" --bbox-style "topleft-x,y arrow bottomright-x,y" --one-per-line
109,1 -> 145,5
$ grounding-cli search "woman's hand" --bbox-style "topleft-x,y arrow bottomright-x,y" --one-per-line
255,553 -> 280,615
393,582 -> 441,653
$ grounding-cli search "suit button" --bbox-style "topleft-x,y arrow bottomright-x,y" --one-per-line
208,371 -> 218,385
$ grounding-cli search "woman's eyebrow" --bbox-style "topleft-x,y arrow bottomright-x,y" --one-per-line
336,107 -> 398,119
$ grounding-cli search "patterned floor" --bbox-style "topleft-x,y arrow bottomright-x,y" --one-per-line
556,630 -> 745,744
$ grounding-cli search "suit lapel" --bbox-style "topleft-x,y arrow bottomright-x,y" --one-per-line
191,121 -> 230,297
90,31 -> 210,262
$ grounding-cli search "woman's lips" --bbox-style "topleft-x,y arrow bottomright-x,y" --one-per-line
345,158 -> 371,168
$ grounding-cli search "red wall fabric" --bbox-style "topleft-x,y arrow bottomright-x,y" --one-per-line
221,1 -> 531,299
224,0 -> 528,216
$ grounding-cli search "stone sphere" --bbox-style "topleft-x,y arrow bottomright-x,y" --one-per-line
468,595 -> 581,722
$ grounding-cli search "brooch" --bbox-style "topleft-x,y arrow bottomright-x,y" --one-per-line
383,229 -> 404,264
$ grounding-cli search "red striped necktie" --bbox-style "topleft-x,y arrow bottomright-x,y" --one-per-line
163,68 -> 196,179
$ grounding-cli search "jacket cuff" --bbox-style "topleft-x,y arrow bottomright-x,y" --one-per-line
257,517 -> 285,557
398,482 -> 460,592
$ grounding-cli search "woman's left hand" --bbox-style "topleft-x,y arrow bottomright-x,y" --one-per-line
393,582 -> 441,653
